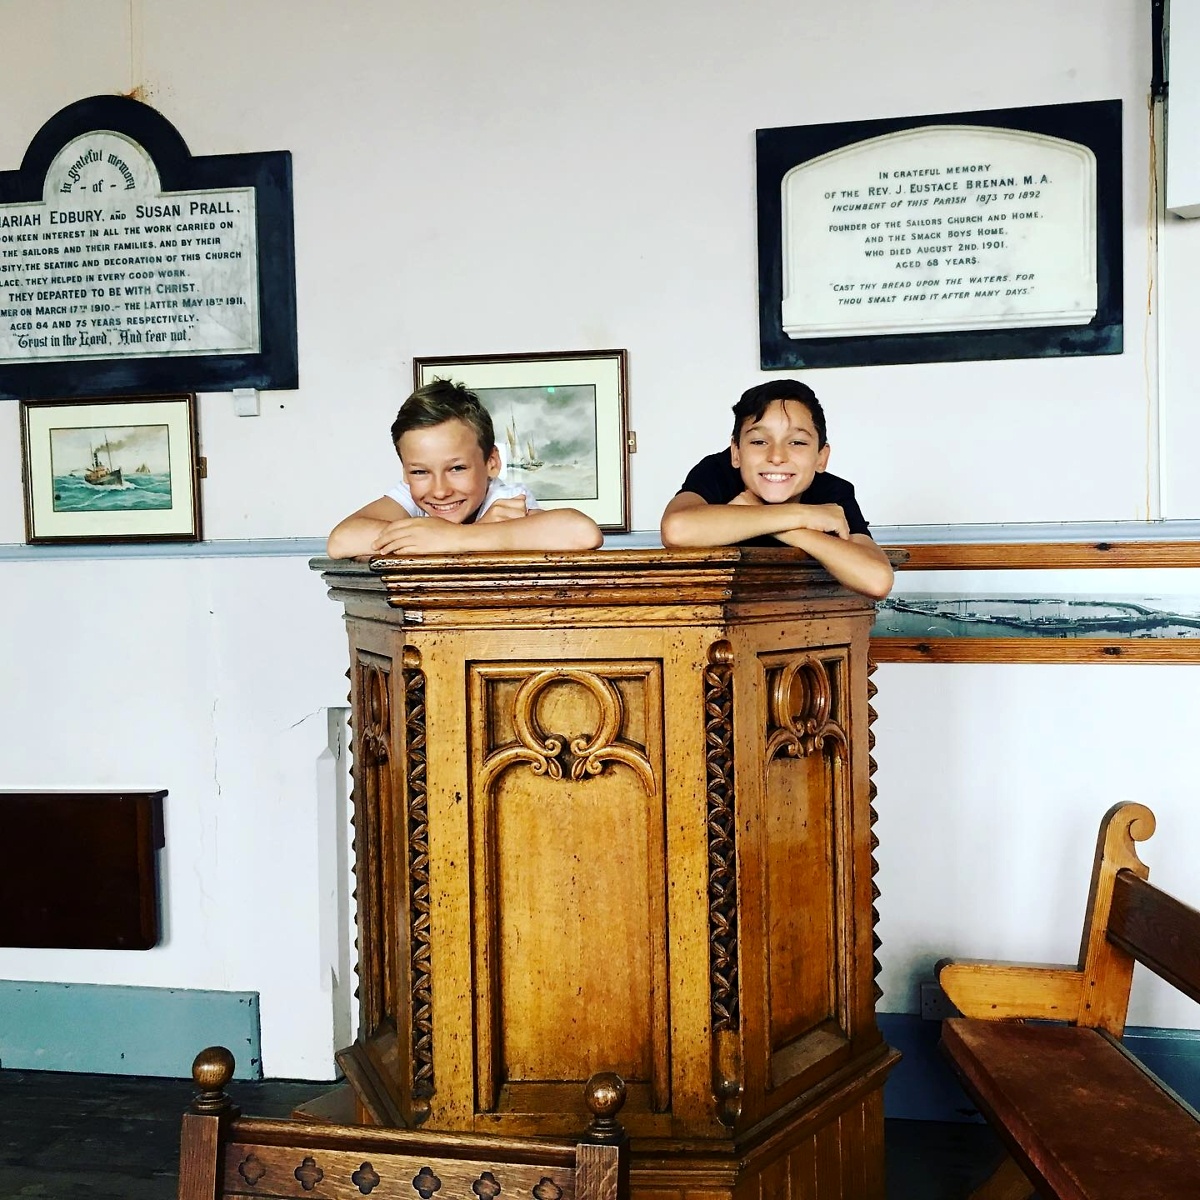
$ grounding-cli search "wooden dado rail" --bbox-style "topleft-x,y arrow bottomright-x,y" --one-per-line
890,540 -> 1200,570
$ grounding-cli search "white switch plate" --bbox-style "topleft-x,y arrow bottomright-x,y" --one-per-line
232,388 -> 260,417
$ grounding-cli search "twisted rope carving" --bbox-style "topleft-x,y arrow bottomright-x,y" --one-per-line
704,641 -> 739,1034
403,647 -> 434,1120
868,656 -> 882,1001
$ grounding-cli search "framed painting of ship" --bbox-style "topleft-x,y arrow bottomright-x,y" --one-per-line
19,393 -> 202,543
413,349 -> 631,532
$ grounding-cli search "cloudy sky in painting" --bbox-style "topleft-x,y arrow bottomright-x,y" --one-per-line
49,423 -> 172,475
477,385 -> 597,469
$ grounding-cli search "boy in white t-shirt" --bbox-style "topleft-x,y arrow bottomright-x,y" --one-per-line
327,379 -> 603,558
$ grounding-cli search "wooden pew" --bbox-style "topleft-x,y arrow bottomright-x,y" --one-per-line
178,1047 -> 628,1200
937,802 -> 1200,1200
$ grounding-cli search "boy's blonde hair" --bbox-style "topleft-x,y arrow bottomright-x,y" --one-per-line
391,378 -> 496,456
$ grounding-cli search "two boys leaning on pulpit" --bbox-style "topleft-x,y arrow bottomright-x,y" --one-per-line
326,376 -> 893,602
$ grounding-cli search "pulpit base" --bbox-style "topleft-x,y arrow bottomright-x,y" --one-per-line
304,1043 -> 897,1199
627,1046 -> 896,1200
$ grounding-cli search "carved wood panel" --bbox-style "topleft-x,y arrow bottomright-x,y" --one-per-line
353,652 -> 393,1039
467,660 -> 668,1116
759,649 -> 851,1088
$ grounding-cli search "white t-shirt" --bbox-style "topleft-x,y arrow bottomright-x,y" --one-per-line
384,477 -> 539,520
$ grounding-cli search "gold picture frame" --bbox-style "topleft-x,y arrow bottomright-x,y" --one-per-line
20,393 -> 202,544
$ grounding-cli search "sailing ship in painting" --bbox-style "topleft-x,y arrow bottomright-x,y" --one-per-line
83,440 -> 124,487
505,411 -> 543,471
475,383 -> 598,501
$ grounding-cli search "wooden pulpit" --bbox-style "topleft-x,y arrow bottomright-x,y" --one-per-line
315,548 -> 899,1198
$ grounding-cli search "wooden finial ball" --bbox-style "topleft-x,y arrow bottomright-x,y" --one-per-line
584,1071 -> 626,1119
192,1045 -> 235,1090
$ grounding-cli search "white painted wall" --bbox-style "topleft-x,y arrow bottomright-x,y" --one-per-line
1,0 -> 1198,1075
0,555 -> 353,1076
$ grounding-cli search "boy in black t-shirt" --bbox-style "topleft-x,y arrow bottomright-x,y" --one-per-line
661,380 -> 893,599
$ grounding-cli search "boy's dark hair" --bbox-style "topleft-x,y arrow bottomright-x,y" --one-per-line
731,379 -> 827,448
391,378 -> 496,457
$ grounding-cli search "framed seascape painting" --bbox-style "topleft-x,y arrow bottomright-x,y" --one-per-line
20,393 -> 202,543
413,349 -> 631,532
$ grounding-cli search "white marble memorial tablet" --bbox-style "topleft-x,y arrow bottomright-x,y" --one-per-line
781,125 -> 1097,339
0,130 -> 260,364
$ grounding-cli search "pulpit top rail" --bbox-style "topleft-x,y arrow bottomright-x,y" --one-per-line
312,548 -> 906,615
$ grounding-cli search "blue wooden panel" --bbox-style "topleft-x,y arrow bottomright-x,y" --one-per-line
0,981 -> 261,1078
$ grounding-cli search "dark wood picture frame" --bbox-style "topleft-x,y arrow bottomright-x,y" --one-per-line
413,349 -> 631,532
757,99 -> 1123,370
0,94 -> 297,400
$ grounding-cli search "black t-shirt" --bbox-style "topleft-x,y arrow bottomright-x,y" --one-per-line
678,450 -> 871,545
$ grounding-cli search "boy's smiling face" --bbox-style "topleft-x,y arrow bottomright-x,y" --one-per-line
397,417 -> 501,523
730,398 -> 830,503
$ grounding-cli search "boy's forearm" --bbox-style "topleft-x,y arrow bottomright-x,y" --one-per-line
326,516 -> 389,559
660,502 -> 805,547
775,529 -> 894,599
462,508 -> 603,552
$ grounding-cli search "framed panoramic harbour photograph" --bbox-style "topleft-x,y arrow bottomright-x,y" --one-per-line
20,393 -> 202,543
414,349 -> 631,532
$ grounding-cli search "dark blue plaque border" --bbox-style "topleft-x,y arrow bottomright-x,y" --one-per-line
757,99 -> 1123,370
0,95 -> 297,400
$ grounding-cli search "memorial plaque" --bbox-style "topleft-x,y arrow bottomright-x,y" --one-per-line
0,96 -> 297,400
757,101 -> 1122,370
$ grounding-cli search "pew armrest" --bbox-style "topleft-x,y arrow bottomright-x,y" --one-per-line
937,960 -> 1083,1021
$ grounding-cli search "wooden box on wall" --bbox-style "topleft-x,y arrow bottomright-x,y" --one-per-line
317,550 -> 899,1199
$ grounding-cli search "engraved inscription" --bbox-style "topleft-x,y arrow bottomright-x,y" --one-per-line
782,124 -> 1097,338
0,130 -> 259,363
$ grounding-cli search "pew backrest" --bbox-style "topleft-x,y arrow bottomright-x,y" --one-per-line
179,1047 -> 627,1200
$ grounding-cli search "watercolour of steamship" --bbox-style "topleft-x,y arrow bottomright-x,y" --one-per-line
84,440 -> 123,487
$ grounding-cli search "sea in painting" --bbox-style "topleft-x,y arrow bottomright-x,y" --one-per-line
475,384 -> 598,501
49,423 -> 173,513
873,594 -> 1200,639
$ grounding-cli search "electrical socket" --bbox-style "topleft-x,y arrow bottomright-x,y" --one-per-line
920,980 -> 961,1021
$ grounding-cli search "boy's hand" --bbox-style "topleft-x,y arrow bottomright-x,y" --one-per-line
371,516 -> 472,555
476,496 -> 528,523
796,503 -> 850,539
728,490 -> 763,506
